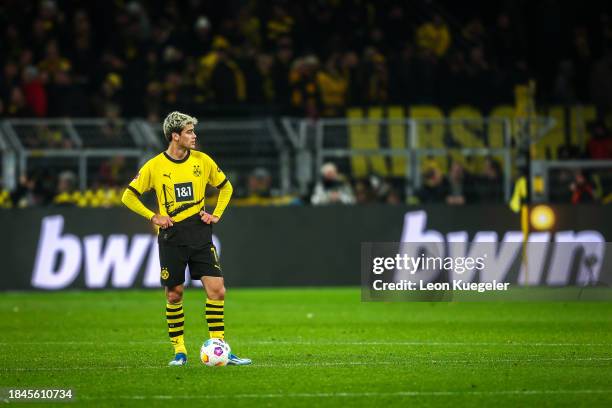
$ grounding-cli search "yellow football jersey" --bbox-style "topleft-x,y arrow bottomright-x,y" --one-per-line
128,150 -> 227,223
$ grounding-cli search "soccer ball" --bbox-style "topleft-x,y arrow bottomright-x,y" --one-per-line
200,338 -> 231,366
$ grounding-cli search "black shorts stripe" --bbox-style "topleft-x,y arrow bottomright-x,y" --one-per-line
205,319 -> 223,324
168,322 -> 184,328
205,303 -> 224,309
208,326 -> 224,332
166,313 -> 184,319
169,330 -> 184,338
216,179 -> 228,189
204,311 -> 223,315
127,185 -> 141,196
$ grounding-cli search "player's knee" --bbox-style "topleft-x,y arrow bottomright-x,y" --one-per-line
208,285 -> 225,300
167,288 -> 184,304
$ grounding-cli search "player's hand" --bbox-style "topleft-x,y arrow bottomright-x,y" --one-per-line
199,210 -> 219,224
151,214 -> 174,229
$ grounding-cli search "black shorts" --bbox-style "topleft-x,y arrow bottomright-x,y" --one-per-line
159,243 -> 222,287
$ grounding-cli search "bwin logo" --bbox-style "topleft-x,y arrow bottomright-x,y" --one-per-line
31,215 -> 220,290
397,210 -> 605,286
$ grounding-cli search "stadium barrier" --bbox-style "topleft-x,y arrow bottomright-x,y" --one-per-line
3,205 -> 612,290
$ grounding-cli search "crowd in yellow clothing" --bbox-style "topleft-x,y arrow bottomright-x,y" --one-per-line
52,188 -> 125,208
0,187 -> 126,209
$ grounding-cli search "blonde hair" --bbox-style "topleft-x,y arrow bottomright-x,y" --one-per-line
162,111 -> 198,142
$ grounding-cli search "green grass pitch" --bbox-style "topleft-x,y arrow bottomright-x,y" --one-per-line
1,288 -> 611,407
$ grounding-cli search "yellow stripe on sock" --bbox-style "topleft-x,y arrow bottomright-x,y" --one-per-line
206,299 -> 224,306
167,317 -> 184,324
207,323 -> 224,328
166,310 -> 183,316
168,326 -> 184,333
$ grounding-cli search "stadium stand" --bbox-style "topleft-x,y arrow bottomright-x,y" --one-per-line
1,0 -> 612,206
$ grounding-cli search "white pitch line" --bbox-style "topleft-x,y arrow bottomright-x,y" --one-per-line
1,357 -> 611,371
77,389 -> 612,400
249,340 -> 612,347
0,341 -> 167,345
1,340 -> 610,346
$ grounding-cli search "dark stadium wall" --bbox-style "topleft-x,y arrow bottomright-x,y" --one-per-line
3,206 -> 612,290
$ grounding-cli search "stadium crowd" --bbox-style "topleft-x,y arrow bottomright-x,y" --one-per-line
2,0 -> 612,208
2,0 -> 612,121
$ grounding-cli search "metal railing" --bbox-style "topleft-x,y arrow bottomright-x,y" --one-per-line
283,116 -> 557,202
0,118 -> 291,195
7,115 -> 609,206
531,160 -> 612,202
1,119 -> 152,190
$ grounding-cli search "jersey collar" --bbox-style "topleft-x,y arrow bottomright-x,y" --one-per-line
163,149 -> 190,164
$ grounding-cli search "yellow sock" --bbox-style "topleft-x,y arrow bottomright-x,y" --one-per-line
166,302 -> 187,355
205,298 -> 224,339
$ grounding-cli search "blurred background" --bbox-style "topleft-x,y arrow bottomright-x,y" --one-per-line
1,0 -> 612,210
1,0 -> 612,292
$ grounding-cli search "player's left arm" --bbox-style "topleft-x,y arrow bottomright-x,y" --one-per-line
200,157 -> 233,224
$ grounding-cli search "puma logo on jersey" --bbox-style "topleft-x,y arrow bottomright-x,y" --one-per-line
163,173 -> 172,179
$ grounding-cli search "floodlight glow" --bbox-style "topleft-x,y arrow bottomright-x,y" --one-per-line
531,205 -> 555,230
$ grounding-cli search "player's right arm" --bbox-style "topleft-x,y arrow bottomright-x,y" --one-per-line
121,160 -> 174,228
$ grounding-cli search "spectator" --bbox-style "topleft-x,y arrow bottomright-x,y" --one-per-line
341,51 -> 360,106
21,65 -> 47,117
590,49 -> 612,120
354,179 -> 376,204
290,55 -> 320,118
465,46 -> 494,107
317,53 -> 348,117
69,10 -> 95,84
242,51 -> 274,105
266,4 -> 294,46
491,13 -> 525,69
587,121 -> 612,159
6,87 -> 33,117
11,172 -> 50,207
0,1 -> 610,119
361,47 -> 388,105
416,14 -> 451,58
463,17 -> 487,47
569,26 -> 592,102
311,162 -> 355,205
37,40 -> 71,81
207,36 -> 247,104
232,167 -> 299,206
189,16 -> 212,58
475,157 -> 504,203
570,170 -> 596,203
53,170 -> 77,206
417,165 -> 448,203
446,160 -> 468,205
98,155 -> 128,186
247,167 -> 273,199
1,62 -> 20,103
92,73 -> 123,117
272,37 -> 294,109
0,182 -> 11,208
553,60 -> 576,104
390,43 -> 417,105
369,175 -> 403,204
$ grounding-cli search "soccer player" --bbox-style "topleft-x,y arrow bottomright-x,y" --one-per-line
121,111 -> 251,366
